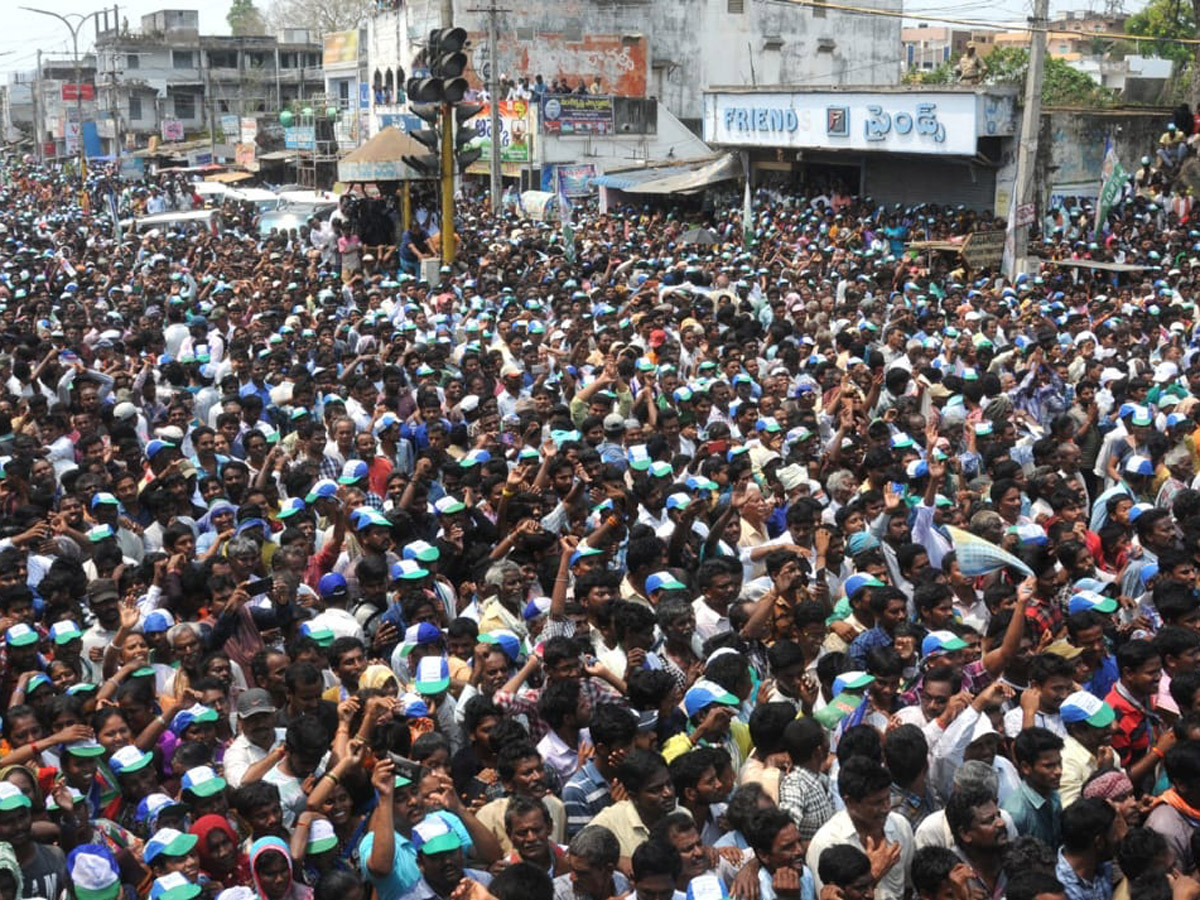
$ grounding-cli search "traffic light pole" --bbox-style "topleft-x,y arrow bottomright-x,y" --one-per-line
441,100 -> 455,264
440,0 -> 456,266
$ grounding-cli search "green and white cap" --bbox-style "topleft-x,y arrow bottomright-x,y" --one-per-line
306,817 -> 339,854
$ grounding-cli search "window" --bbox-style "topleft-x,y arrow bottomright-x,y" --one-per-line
174,93 -> 195,118
209,50 -> 237,68
943,46 -> 950,60
728,0 -> 745,11
127,95 -> 142,120
172,50 -> 193,69
126,54 -> 139,70
907,45 -> 914,65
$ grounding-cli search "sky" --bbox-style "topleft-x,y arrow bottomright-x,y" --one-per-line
2,0 -> 1145,80
3,1 -> 231,78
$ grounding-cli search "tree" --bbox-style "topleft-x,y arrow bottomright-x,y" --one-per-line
980,46 -> 1114,107
1125,0 -> 1194,67
228,0 -> 268,36
903,61 -> 956,85
265,0 -> 372,35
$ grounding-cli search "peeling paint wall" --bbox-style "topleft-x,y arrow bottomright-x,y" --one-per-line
369,0 -> 900,130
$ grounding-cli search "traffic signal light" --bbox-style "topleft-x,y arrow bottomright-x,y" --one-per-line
402,103 -> 441,178
428,27 -> 469,105
453,103 -> 484,173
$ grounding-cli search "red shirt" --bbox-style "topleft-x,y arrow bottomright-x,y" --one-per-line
1106,681 -> 1155,769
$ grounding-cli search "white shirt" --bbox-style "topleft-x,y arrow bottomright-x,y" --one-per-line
1002,707 -> 1065,739
224,727 -> 285,788
693,598 -> 731,645
806,810 -> 913,900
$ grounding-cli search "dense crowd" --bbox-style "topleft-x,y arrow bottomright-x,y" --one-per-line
0,148 -> 1194,900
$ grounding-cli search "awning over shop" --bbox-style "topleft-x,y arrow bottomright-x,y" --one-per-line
337,126 -> 428,182
257,150 -> 298,162
205,171 -> 254,183
592,153 -> 740,194
1048,259 -> 1147,273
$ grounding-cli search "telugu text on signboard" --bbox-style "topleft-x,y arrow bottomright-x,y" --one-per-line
541,95 -> 614,136
466,101 -> 532,164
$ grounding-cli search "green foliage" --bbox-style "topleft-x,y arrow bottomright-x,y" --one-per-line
227,0 -> 267,36
903,61 -> 957,85
980,46 -> 1114,107
1126,0 -> 1195,66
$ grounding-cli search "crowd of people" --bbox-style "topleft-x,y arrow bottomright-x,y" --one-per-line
0,144 -> 1194,900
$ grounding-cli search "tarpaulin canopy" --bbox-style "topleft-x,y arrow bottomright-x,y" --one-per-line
205,171 -> 254,183
592,153 -> 740,195
337,126 -> 429,182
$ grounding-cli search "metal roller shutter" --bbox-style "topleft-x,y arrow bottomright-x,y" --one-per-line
863,157 -> 997,212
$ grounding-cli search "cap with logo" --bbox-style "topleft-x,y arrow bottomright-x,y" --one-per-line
645,571 -> 687,594
338,460 -> 369,485
307,818 -> 339,854
479,629 -> 522,663
136,793 -> 186,827
1068,590 -> 1119,615
1059,691 -> 1116,728
181,766 -> 226,798
412,815 -> 465,856
304,479 -> 339,504
49,620 -> 83,645
298,621 -> 335,647
400,622 -> 444,656
68,844 -> 122,900
144,828 -> 199,863
5,623 -> 38,647
149,873 -> 200,900
109,745 -> 155,775
683,679 -> 741,718
170,704 -> 219,736
0,783 -> 30,811
236,688 -> 276,719
921,630 -> 969,659
415,656 -> 451,696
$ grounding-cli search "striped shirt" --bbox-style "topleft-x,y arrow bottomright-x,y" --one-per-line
563,760 -> 612,838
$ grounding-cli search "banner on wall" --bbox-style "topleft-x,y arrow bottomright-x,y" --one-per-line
463,101 -> 532,163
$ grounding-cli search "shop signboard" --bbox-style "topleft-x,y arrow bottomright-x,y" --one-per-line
704,91 -> 985,157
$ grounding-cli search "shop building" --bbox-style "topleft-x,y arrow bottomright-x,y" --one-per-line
704,85 -> 1022,213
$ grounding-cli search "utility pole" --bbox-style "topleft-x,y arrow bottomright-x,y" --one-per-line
440,0 -> 456,265
486,1 -> 501,211
22,7 -> 100,174
34,50 -> 42,164
1012,0 -> 1048,273
467,0 -> 509,211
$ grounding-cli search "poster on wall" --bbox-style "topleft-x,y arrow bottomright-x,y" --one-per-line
465,101 -> 532,163
541,96 -> 613,136
161,119 -> 184,141
555,164 -> 596,196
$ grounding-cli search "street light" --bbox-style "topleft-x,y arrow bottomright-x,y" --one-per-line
22,6 -> 99,173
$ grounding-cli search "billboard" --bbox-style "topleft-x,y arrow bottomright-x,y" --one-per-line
554,164 -> 596,197
161,119 -> 184,141
284,126 -> 315,150
61,83 -> 95,102
472,33 -> 648,99
704,91 -> 980,157
541,95 -> 613,136
220,115 -> 239,139
465,101 -> 532,164
323,30 -> 359,67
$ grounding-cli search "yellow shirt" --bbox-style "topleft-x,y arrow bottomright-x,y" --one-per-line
662,720 -> 752,770
590,799 -> 652,858
477,795 -> 566,854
